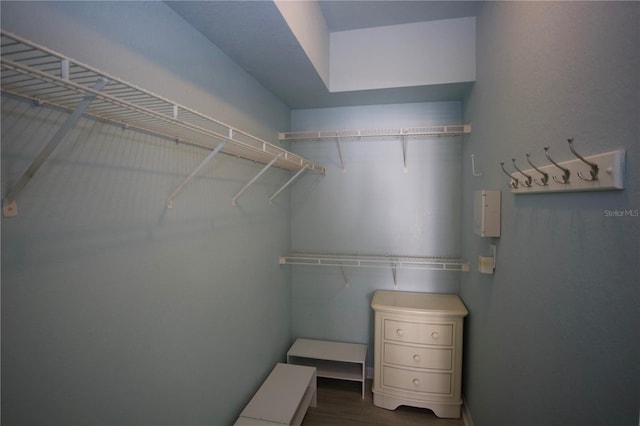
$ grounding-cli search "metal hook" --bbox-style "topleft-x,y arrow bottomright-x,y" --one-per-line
511,158 -> 532,187
567,138 -> 598,181
544,147 -> 570,184
525,153 -> 549,186
500,162 -> 520,188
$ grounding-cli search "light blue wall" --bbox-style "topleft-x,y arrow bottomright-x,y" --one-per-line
460,2 -> 639,426
289,102 -> 464,366
1,2 -> 293,425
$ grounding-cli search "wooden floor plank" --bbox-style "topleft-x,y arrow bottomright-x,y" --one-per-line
302,378 -> 465,426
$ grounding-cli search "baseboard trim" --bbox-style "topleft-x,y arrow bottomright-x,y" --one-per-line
462,396 -> 474,426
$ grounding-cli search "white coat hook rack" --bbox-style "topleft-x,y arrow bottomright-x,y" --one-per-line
525,153 -> 549,186
500,139 -> 625,194
499,162 -> 519,189
511,158 -> 532,187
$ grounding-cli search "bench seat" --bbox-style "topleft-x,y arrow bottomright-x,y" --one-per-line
235,363 -> 317,426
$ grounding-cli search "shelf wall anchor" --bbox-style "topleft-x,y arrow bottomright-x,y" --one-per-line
2,77 -> 109,217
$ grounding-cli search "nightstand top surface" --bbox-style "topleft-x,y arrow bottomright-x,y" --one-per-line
372,291 -> 468,316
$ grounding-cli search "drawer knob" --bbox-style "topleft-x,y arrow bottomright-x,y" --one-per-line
431,331 -> 439,340
412,378 -> 420,386
396,328 -> 404,336
413,354 -> 421,362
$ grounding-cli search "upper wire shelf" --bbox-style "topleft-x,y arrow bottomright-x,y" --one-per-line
279,124 -> 471,142
0,30 -> 326,174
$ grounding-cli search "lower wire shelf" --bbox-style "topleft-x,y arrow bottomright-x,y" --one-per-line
279,253 -> 470,272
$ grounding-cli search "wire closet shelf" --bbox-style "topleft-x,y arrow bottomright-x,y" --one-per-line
0,30 -> 326,175
279,253 -> 470,272
279,125 -> 471,142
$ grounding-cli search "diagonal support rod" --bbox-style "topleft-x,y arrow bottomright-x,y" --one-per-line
166,140 -> 228,209
339,265 -> 349,288
401,135 -> 408,173
268,165 -> 309,204
2,77 -> 109,217
392,263 -> 398,288
336,138 -> 346,172
232,153 -> 282,206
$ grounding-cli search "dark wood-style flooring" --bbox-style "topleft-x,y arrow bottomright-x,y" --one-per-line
301,378 -> 465,426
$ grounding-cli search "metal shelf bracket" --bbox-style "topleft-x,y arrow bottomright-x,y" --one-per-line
166,140 -> 229,209
269,164 -> 309,204
232,153 -> 283,206
1,30 -> 326,215
336,138 -> 346,172
2,77 -> 108,217
401,134 -> 408,173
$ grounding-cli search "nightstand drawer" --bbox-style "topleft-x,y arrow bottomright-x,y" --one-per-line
382,366 -> 452,395
384,319 -> 453,346
384,343 -> 452,370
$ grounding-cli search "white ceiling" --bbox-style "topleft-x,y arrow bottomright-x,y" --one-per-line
166,1 -> 482,109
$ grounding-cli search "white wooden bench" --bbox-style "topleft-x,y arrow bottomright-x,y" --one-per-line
287,338 -> 367,399
234,363 -> 317,426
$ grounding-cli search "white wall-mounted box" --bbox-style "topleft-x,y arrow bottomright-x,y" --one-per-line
474,190 -> 501,237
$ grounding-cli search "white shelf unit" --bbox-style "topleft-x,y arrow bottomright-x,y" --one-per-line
287,338 -> 367,399
280,253 -> 469,287
279,253 -> 470,272
0,31 -> 325,215
279,125 -> 471,142
279,125 -> 471,172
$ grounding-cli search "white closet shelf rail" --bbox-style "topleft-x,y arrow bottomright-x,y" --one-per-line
279,125 -> 471,142
0,31 -> 326,214
280,124 -> 471,173
279,253 -> 470,272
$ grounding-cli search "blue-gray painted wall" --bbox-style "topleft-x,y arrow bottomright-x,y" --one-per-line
1,2 -> 293,425
460,2 -> 639,426
2,1 -> 639,426
289,102 -> 464,366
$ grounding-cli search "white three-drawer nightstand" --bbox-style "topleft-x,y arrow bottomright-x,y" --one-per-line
371,291 -> 468,418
